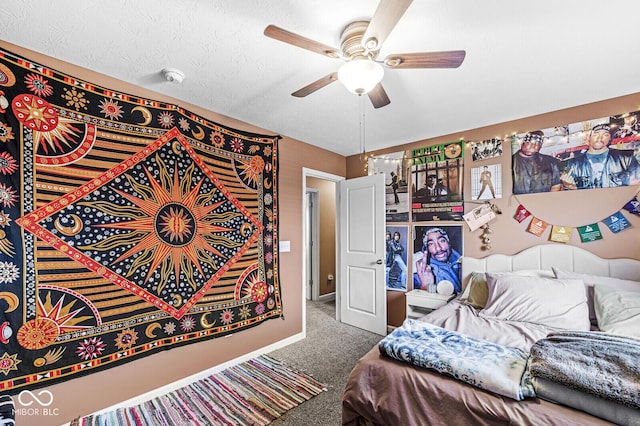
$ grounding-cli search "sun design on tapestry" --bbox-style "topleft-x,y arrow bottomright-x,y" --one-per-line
17,128 -> 263,319
11,93 -> 97,165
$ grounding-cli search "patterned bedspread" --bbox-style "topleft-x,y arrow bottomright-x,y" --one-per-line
378,319 -> 536,400
529,331 -> 640,409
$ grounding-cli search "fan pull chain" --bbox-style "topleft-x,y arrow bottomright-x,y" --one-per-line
359,94 -> 366,156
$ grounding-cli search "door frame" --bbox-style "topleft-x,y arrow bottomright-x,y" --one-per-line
305,188 -> 319,301
302,168 -> 344,333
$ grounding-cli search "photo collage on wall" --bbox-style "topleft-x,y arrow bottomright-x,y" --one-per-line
370,143 -> 466,296
445,109 -> 640,248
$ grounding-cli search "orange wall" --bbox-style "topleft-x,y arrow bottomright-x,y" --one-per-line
348,93 -> 640,326
0,40 -> 346,426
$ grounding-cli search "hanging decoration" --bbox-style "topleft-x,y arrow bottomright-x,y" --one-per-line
0,46 -> 282,393
514,204 -> 532,223
463,202 -> 501,251
512,192 -> 638,243
549,225 -> 572,243
602,212 -> 632,233
624,198 -> 640,215
577,224 -> 603,243
479,224 -> 493,251
463,202 -> 496,231
527,217 -> 549,237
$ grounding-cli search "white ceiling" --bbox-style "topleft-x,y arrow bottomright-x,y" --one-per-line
2,0 -> 640,156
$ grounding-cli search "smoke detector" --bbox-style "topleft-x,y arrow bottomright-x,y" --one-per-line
162,68 -> 185,84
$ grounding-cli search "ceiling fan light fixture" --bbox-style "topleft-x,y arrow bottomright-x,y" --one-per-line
337,59 -> 384,95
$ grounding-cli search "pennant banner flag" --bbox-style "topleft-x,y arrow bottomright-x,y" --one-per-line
623,198 -> 640,215
602,212 -> 632,233
549,225 -> 571,243
527,216 -> 548,237
577,223 -> 603,243
514,204 -> 531,223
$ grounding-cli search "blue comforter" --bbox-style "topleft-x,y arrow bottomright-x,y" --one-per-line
379,319 -> 536,401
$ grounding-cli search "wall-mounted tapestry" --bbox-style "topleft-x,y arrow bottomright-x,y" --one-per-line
0,47 -> 281,393
510,113 -> 640,194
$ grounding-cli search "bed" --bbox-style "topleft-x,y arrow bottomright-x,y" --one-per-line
342,244 -> 640,426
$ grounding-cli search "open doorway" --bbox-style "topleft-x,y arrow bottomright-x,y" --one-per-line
302,168 -> 343,330
304,188 -> 319,301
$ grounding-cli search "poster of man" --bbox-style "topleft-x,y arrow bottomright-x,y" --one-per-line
385,225 -> 409,291
411,141 -> 464,221
471,138 -> 503,161
511,112 -> 640,194
412,225 -> 463,295
368,151 -> 410,222
472,164 -> 502,200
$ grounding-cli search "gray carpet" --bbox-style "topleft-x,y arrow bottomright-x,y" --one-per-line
267,299 -> 382,425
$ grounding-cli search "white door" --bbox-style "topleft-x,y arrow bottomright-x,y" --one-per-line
337,173 -> 387,335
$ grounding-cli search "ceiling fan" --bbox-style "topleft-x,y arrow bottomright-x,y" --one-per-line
264,0 -> 466,109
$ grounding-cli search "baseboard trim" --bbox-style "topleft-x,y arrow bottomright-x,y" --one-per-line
63,332 -> 306,424
318,292 -> 335,302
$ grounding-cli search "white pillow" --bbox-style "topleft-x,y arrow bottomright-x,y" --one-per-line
479,273 -> 590,331
552,268 -> 640,324
461,270 -> 555,309
594,285 -> 640,338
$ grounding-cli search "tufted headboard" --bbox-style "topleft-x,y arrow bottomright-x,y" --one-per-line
462,244 -> 640,289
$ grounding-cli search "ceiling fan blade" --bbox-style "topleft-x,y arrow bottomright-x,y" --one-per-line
383,50 -> 466,69
368,83 -> 390,109
264,25 -> 340,58
362,0 -> 413,52
291,73 -> 338,97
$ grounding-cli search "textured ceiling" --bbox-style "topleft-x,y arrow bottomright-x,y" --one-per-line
2,0 -> 640,156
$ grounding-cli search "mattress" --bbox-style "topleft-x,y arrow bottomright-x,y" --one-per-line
533,377 -> 640,426
342,299 -> 617,425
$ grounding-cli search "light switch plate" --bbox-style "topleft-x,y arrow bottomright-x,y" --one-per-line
279,240 -> 291,252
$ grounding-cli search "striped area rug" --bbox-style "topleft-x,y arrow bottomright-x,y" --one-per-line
73,355 -> 327,425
